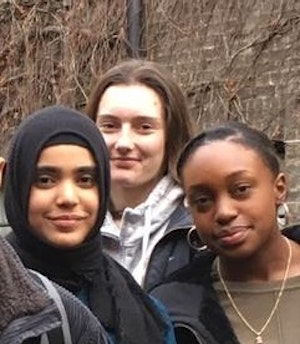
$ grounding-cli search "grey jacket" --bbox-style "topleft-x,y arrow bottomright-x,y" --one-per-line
102,176 -> 193,288
0,237 -> 108,344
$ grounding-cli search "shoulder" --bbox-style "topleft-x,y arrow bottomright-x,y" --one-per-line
150,251 -> 215,305
32,272 -> 109,344
282,224 -> 300,242
144,231 -> 211,291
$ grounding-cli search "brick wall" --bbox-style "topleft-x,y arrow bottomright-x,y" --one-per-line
1,0 -> 300,222
146,0 -> 300,223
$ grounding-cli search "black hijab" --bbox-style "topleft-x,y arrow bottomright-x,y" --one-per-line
4,105 -> 166,344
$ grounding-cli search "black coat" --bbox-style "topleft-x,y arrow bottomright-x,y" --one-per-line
151,226 -> 300,344
144,204 -> 196,291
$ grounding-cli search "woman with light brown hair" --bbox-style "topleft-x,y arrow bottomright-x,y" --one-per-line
86,59 -> 196,290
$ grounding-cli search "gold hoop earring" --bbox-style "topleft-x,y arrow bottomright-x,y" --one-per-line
277,203 -> 290,228
186,226 -> 207,252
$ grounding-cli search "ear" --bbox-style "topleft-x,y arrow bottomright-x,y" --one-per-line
0,157 -> 6,188
274,172 -> 287,205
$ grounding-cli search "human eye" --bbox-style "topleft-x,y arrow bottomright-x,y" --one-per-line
137,122 -> 155,134
34,173 -> 56,189
99,121 -> 116,132
97,117 -> 119,133
232,183 -> 252,199
188,192 -> 214,212
140,122 -> 153,130
77,170 -> 97,188
135,117 -> 158,134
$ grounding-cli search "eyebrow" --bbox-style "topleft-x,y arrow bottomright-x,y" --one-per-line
97,114 -> 161,122
187,184 -> 212,196
186,170 -> 251,192
97,114 -> 114,119
35,166 -> 58,173
35,165 -> 97,173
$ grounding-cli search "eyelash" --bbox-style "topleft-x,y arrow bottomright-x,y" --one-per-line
78,174 -> 96,187
33,173 -> 96,189
188,184 -> 252,212
232,184 -> 251,198
98,121 -> 156,133
34,175 -> 55,188
189,195 -> 214,212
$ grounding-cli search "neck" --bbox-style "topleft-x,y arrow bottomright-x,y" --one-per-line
219,234 -> 291,282
110,177 -> 162,211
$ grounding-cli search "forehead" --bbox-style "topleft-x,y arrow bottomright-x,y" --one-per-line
97,84 -> 163,119
37,144 -> 95,165
182,141 -> 271,186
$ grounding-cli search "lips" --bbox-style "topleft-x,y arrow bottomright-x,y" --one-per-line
110,156 -> 141,169
215,226 -> 250,247
111,156 -> 140,161
49,214 -> 85,221
47,214 -> 85,230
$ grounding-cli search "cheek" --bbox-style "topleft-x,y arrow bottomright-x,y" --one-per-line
190,208 -> 216,239
28,189 -> 48,222
28,204 -> 44,234
244,189 -> 277,219
86,190 -> 100,218
149,145 -> 165,176
151,133 -> 166,160
100,134 -> 113,149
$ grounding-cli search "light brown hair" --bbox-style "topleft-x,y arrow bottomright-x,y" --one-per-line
86,59 -> 195,181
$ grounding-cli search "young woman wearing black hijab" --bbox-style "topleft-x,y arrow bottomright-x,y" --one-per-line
4,105 -> 175,344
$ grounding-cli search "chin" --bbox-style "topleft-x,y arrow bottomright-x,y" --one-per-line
112,177 -> 139,188
44,237 -> 84,250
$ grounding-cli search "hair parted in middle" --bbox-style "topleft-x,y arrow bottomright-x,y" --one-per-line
86,59 -> 195,181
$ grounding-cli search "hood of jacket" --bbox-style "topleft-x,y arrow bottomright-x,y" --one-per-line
102,175 -> 186,285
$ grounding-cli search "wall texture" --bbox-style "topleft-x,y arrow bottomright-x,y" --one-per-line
1,0 -> 300,221
146,0 -> 300,222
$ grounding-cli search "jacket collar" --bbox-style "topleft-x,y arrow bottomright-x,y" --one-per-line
102,175 -> 185,240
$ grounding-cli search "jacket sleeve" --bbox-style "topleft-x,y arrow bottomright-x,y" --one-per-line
55,283 -> 110,344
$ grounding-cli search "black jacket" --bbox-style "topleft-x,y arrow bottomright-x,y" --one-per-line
144,204 -> 196,291
150,226 -> 300,344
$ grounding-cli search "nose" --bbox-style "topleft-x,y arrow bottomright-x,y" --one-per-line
115,125 -> 134,152
56,181 -> 79,207
215,195 -> 238,225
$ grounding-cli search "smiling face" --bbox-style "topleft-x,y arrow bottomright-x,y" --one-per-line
182,140 -> 286,258
96,84 -> 166,194
28,144 -> 99,249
